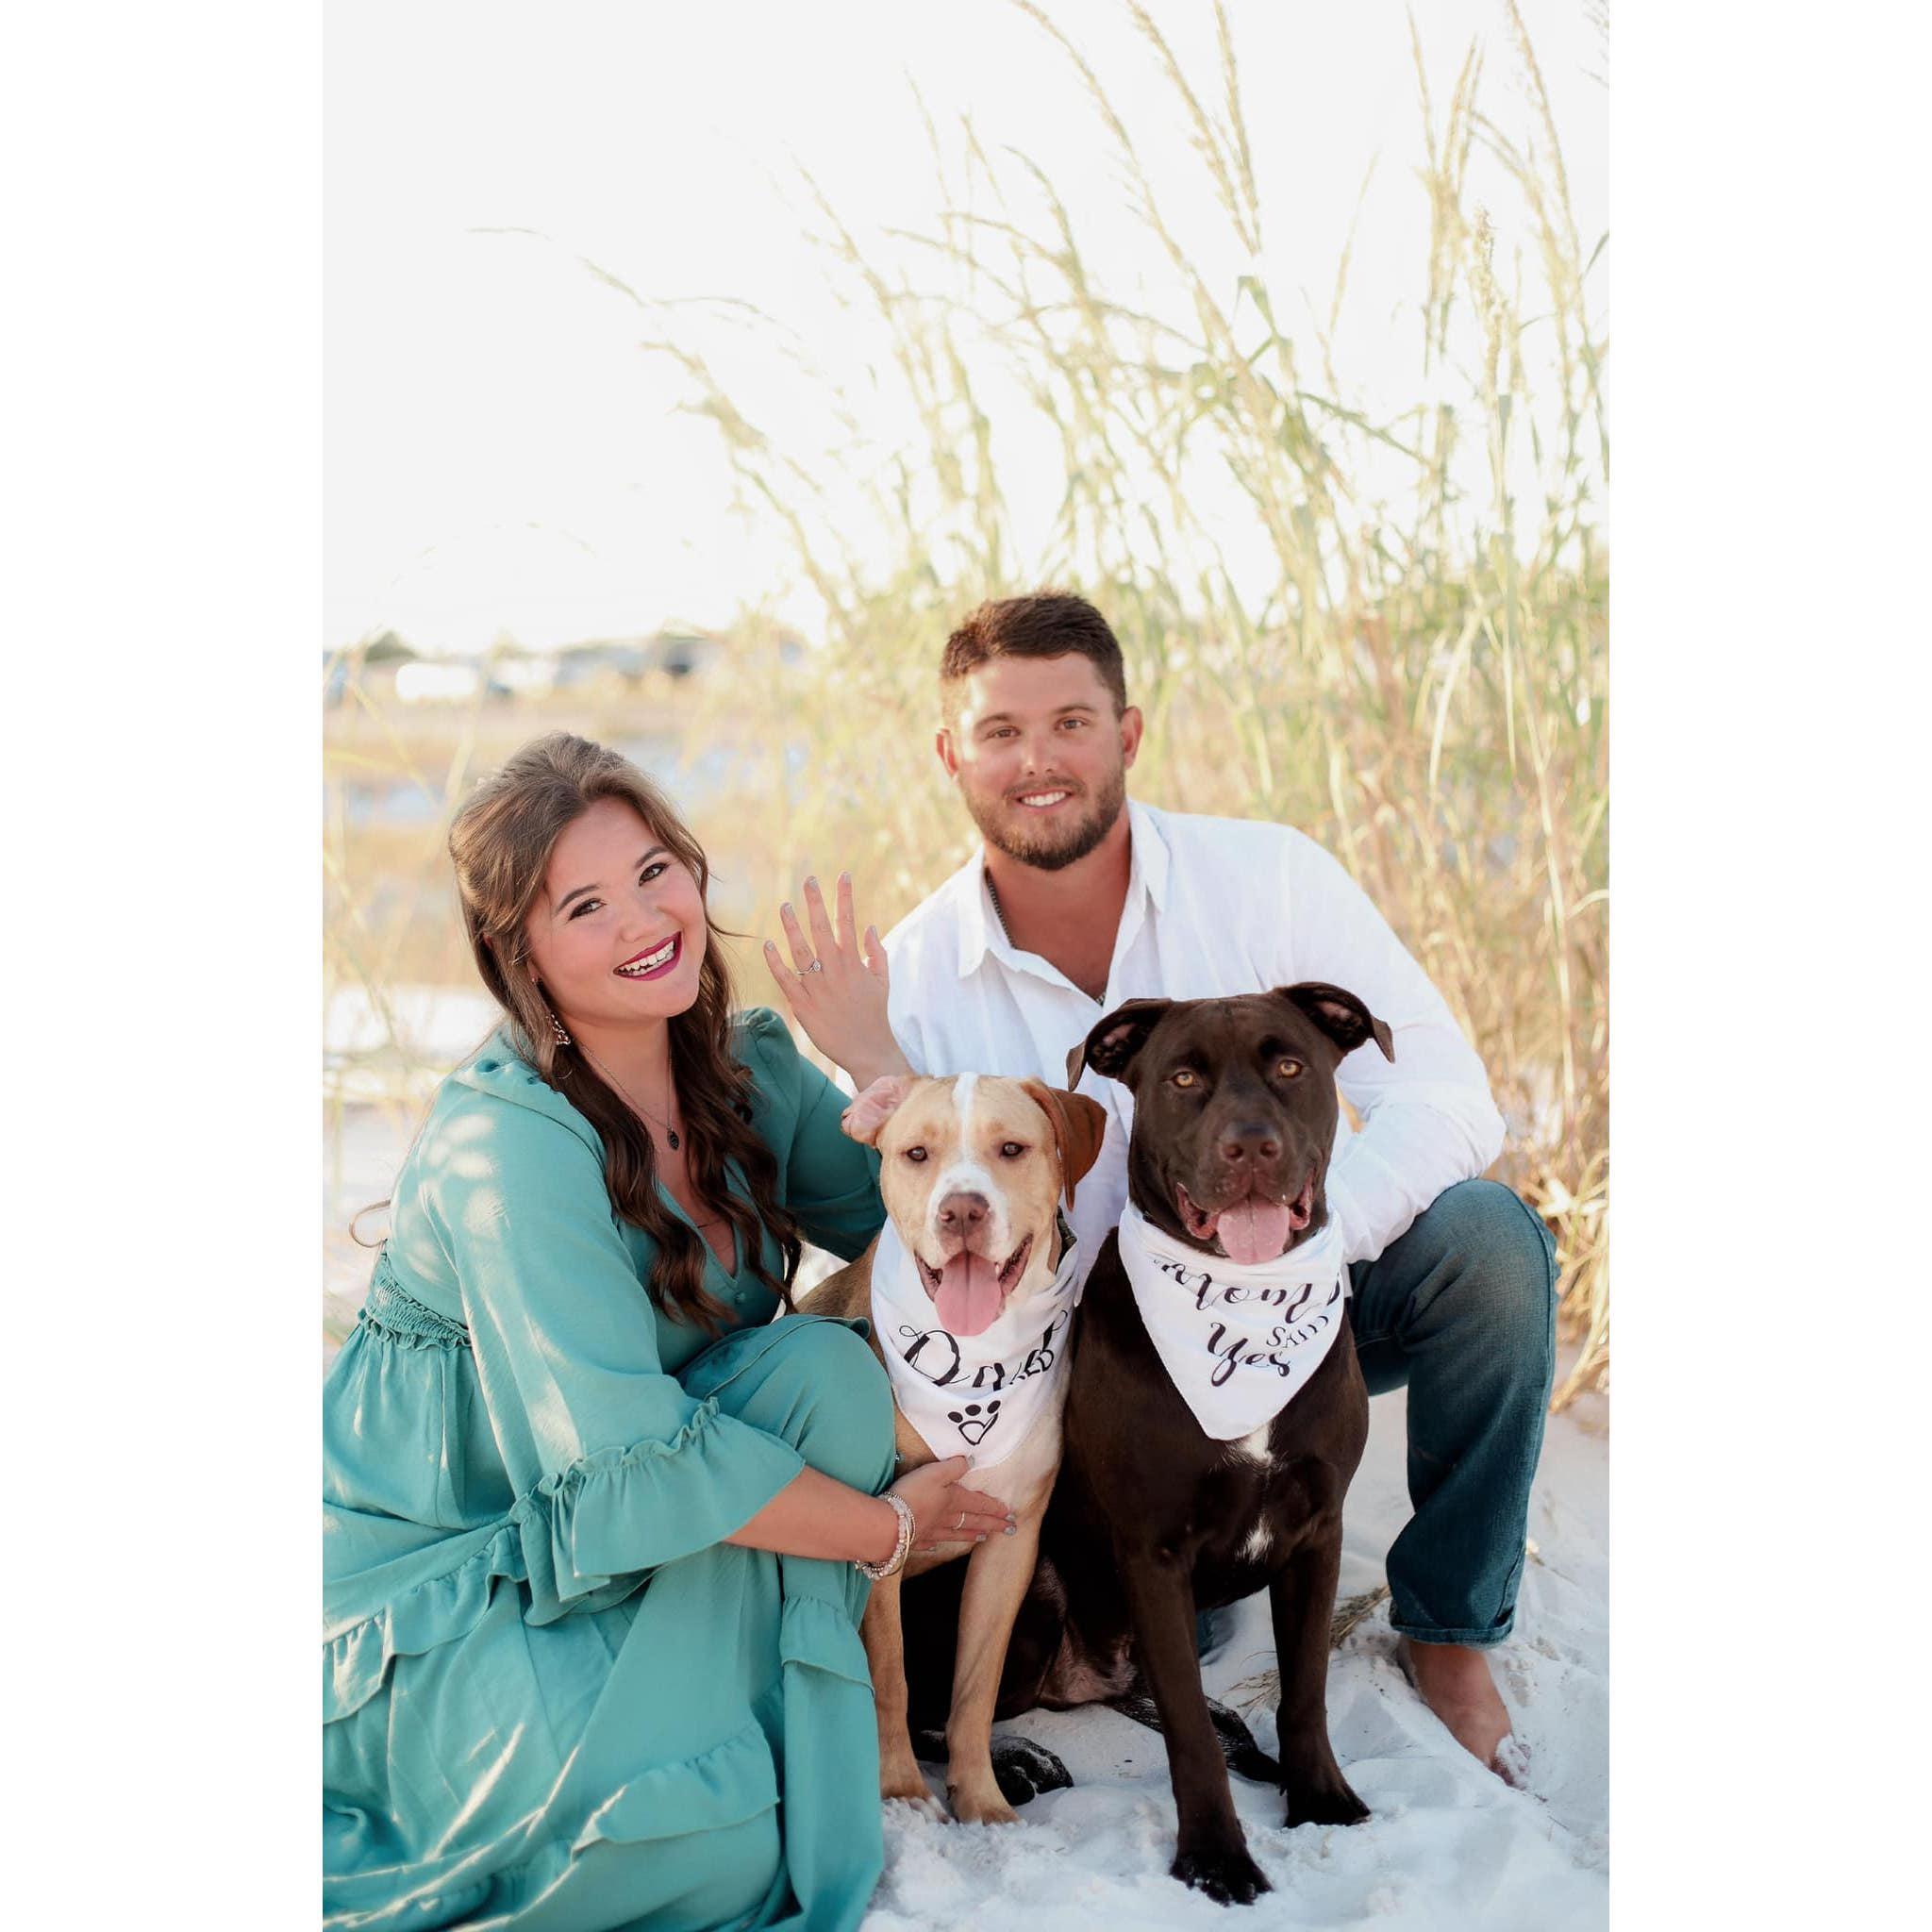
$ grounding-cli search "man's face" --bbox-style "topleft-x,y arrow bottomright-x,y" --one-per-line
938,654 -> 1142,871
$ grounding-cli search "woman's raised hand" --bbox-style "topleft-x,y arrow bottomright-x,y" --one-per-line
763,872 -> 910,1088
890,1455 -> 1015,1554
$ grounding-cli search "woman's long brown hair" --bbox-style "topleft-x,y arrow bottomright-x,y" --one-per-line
447,731 -> 804,1332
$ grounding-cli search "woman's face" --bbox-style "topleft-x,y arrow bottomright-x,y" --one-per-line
524,796 -> 708,1034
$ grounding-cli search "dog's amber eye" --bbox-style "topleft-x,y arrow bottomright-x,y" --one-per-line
905,1146 -> 929,1164
999,1141 -> 1026,1158
1172,1070 -> 1198,1089
1276,1058 -> 1303,1079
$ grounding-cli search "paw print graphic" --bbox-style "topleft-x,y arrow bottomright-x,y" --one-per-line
946,1398 -> 1002,1447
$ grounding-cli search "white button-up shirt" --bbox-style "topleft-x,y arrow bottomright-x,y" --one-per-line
881,799 -> 1506,1280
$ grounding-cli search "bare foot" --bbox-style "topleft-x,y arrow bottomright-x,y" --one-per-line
1395,1638 -> 1522,1783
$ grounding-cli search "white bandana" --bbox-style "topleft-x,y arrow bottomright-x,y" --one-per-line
870,1216 -> 1080,1470
1115,1199 -> 1349,1442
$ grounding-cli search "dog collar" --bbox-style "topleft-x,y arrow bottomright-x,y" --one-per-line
1116,1199 -> 1348,1442
871,1213 -> 1080,1471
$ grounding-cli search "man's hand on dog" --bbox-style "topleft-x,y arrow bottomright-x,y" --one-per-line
764,871 -> 911,1089
890,1455 -> 1015,1553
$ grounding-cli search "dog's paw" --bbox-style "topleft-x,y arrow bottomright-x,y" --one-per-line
1171,1840 -> 1272,1907
989,1734 -> 1073,1807
947,1782 -> 1021,1827
1284,1776 -> 1370,1829
880,1761 -> 941,1809
1205,1696 -> 1283,1785
883,1790 -> 948,1824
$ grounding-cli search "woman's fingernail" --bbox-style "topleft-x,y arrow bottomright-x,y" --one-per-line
807,876 -> 819,890
1003,1524 -> 1017,1536
975,1533 -> 987,1542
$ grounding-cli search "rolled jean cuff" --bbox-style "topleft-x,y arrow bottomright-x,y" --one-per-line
1389,1612 -> 1515,1649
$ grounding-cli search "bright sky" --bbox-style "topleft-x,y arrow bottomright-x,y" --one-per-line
326,0 -> 1607,657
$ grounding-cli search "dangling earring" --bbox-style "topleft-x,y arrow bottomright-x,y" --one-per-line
542,1000 -> 571,1047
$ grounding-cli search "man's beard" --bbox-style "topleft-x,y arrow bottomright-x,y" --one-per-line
963,764 -> 1128,872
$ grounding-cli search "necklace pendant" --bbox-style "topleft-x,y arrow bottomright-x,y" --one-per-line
667,1128 -> 680,1151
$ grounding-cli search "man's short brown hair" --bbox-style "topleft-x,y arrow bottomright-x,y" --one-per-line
940,591 -> 1129,717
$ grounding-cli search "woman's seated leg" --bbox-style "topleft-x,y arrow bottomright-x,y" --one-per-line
683,1314 -> 897,1498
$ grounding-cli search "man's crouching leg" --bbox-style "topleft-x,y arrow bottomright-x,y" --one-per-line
1346,1178 -> 1558,1776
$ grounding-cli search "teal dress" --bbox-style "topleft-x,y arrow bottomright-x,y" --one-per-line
324,1008 -> 894,1932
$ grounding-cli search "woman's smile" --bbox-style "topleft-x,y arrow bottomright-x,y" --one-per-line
614,934 -> 683,980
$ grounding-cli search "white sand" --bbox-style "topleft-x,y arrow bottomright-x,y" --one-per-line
863,1380 -> 1608,1932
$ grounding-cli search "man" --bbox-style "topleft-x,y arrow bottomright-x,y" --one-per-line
879,591 -> 1557,1777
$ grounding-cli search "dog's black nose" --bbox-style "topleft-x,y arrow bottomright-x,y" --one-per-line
935,1191 -> 991,1235
1219,1125 -> 1282,1164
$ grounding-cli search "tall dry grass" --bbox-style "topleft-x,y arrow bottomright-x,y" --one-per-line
325,1 -> 1607,1402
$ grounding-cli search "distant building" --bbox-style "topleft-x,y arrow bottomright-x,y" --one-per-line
646,630 -> 717,678
325,624 -> 755,708
554,641 -> 650,691
489,653 -> 560,697
395,660 -> 485,704
325,632 -> 417,705
549,630 -> 724,688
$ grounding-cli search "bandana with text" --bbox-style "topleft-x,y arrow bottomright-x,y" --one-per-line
871,1215 -> 1080,1471
1116,1198 -> 1348,1441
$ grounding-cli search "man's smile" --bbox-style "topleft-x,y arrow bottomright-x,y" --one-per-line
1010,786 -> 1074,809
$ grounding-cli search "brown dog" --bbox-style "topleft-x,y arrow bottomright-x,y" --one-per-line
808,1073 -> 1105,1824
988,985 -> 1389,1904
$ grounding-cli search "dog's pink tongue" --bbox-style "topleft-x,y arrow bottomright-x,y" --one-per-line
1217,1199 -> 1292,1266
935,1253 -> 1004,1336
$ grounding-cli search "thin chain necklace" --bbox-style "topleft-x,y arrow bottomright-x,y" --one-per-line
985,869 -> 1014,944
575,1040 -> 737,1251
578,1041 -> 682,1152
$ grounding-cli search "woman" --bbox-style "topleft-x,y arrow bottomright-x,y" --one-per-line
324,733 -> 1010,1932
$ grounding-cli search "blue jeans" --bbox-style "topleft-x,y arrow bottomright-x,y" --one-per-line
1348,1178 -> 1559,1646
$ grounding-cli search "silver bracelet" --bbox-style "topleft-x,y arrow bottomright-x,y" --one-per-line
854,1492 -> 916,1581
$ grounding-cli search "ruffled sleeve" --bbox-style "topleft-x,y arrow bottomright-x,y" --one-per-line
735,1007 -> 885,1261
421,1095 -> 807,1603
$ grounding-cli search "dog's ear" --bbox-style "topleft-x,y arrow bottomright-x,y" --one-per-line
1066,998 -> 1174,1088
1274,982 -> 1395,1062
1019,1080 -> 1109,1208
840,1074 -> 916,1145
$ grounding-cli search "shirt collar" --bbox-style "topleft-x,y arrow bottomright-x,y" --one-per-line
1128,796 -> 1172,911
952,845 -> 997,978
954,797 -> 1171,980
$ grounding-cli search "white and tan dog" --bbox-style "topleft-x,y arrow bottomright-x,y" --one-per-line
809,1072 -> 1105,1824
